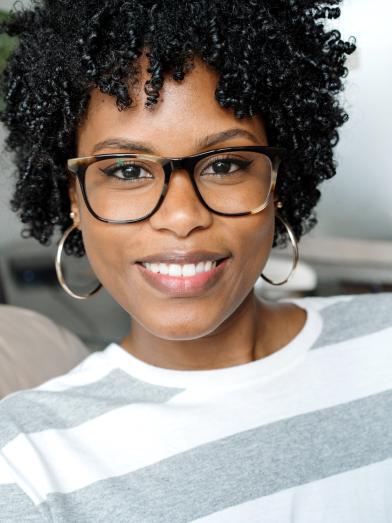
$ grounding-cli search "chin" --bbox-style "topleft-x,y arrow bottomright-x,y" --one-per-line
136,310 -> 226,341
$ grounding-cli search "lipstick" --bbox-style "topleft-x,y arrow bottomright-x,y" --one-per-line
135,251 -> 230,297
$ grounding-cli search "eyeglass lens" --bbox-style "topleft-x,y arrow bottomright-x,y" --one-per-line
84,150 -> 273,221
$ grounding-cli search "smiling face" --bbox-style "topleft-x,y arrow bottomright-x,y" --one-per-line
70,57 -> 276,341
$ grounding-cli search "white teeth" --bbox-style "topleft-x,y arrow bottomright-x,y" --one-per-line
159,263 -> 169,275
150,263 -> 160,273
142,260 -> 218,276
183,264 -> 196,277
196,261 -> 205,273
168,264 -> 182,276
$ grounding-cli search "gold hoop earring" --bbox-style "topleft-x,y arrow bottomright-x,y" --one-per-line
261,211 -> 299,286
55,224 -> 102,300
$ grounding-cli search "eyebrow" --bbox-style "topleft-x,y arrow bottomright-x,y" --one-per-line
91,128 -> 260,155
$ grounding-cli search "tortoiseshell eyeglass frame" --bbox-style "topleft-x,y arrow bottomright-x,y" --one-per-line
67,145 -> 286,224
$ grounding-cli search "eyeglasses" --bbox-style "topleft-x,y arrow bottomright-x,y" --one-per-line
67,146 -> 286,223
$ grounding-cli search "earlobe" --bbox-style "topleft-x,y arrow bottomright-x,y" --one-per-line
68,183 -> 81,227
273,197 -> 283,209
69,210 -> 81,230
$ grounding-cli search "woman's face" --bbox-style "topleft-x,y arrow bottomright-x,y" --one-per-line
71,58 -> 275,341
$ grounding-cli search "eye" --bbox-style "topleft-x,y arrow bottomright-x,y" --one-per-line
202,157 -> 252,176
101,160 -> 154,181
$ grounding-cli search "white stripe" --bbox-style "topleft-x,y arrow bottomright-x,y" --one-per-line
0,454 -> 16,484
2,326 -> 392,499
192,458 -> 392,522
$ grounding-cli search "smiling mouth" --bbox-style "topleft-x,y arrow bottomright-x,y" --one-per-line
135,256 -> 230,297
138,258 -> 227,277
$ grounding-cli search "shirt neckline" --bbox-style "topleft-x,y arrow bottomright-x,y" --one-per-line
102,299 -> 322,390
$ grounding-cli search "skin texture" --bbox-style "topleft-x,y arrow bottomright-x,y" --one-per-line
70,57 -> 306,370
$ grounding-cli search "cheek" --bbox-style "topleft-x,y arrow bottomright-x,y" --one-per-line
75,185 -> 128,274
229,216 -> 274,312
233,206 -> 275,279
77,208 -> 140,297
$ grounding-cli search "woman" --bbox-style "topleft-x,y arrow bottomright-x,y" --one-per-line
0,1 -> 391,521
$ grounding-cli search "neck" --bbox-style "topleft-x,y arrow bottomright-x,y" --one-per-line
120,291 -> 293,371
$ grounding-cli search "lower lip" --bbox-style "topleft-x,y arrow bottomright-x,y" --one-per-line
136,258 -> 230,297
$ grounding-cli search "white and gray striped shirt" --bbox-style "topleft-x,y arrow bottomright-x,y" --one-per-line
0,293 -> 391,522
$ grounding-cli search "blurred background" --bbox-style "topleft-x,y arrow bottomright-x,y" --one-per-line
0,0 -> 391,350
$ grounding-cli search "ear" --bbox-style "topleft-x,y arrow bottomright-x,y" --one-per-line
68,178 -> 81,225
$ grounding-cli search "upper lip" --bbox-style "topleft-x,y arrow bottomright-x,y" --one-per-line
136,250 -> 231,265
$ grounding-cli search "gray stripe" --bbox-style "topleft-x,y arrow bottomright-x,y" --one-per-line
0,369 -> 183,449
47,389 -> 392,523
0,483 -> 50,522
311,293 -> 392,349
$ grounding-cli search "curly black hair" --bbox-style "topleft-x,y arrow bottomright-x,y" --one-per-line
0,0 -> 355,256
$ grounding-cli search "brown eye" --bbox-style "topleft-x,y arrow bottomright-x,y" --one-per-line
202,158 -> 252,176
101,162 -> 153,181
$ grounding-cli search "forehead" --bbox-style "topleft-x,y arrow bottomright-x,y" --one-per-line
76,56 -> 267,156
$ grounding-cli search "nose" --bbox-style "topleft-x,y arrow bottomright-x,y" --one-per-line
148,168 -> 213,238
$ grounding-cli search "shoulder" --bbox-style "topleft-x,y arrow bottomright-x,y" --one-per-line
290,292 -> 392,349
295,292 -> 392,323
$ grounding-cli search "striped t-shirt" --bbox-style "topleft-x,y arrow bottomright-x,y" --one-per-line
0,293 -> 391,522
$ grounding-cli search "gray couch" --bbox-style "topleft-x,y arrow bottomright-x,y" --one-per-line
0,305 -> 89,399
